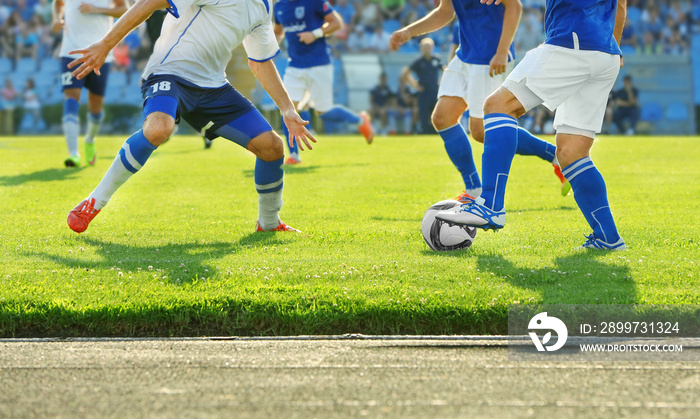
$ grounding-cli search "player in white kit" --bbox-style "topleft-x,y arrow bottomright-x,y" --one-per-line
52,0 -> 128,167
66,0 -> 314,234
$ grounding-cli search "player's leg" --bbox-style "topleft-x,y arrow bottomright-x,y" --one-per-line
554,54 -> 624,250
432,96 -> 481,201
281,67 -> 307,163
312,64 -> 374,144
61,57 -> 88,167
83,63 -> 111,166
212,105 -> 296,232
62,87 -> 82,167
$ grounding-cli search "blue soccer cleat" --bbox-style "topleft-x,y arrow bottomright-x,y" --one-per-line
435,198 -> 506,230
578,234 -> 627,251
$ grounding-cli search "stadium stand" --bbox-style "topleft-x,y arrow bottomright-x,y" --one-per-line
0,0 -> 696,135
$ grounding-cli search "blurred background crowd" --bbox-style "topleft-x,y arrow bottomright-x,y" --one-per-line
0,0 -> 698,135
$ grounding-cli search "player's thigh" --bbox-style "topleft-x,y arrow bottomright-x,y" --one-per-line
466,62 -> 511,119
60,57 -> 85,96
437,57 -> 469,105
282,67 -> 309,104
553,54 -> 619,136
308,64 -> 334,113
431,96 -> 467,130
503,45 -> 593,113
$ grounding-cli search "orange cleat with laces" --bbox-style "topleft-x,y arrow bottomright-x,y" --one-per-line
454,191 -> 477,204
255,220 -> 301,233
358,111 -> 375,145
67,198 -> 100,233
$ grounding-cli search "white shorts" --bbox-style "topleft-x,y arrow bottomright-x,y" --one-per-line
437,57 -> 512,119
503,44 -> 620,136
283,64 -> 334,112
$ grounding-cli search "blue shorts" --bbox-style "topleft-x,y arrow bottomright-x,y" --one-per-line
60,57 -> 111,96
141,74 -> 271,143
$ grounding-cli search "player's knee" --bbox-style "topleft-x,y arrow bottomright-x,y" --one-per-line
555,143 -> 586,169
431,109 -> 456,131
64,89 -> 80,101
483,94 -> 504,115
249,131 -> 284,161
142,113 -> 175,146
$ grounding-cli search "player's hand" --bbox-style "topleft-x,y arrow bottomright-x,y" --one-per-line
78,2 -> 98,14
282,109 -> 317,151
480,0 -> 502,5
489,52 -> 508,77
52,20 -> 64,34
297,31 -> 317,45
68,41 -> 110,79
389,29 -> 410,51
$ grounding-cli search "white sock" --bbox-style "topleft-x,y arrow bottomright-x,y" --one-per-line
258,189 -> 283,230
466,188 -> 482,199
90,154 -> 134,210
63,117 -> 80,157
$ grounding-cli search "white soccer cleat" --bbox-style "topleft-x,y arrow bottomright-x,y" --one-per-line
435,198 -> 505,231
578,234 -> 627,251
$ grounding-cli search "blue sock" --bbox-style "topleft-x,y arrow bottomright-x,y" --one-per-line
319,106 -> 361,124
63,98 -> 80,156
118,130 -> 157,173
299,110 -> 313,132
438,123 -> 480,190
91,130 -> 156,209
563,157 -> 621,243
480,113 -> 519,210
255,158 -> 285,229
516,127 -> 556,163
282,123 -> 299,156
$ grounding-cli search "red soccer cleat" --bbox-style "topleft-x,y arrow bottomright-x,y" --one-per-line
67,198 -> 100,233
255,220 -> 301,233
553,164 -> 572,196
284,156 -> 301,165
358,111 -> 375,145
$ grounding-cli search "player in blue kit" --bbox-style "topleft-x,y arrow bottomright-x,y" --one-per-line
274,0 -> 374,164
66,0 -> 314,234
437,0 -> 628,251
389,0 -> 569,203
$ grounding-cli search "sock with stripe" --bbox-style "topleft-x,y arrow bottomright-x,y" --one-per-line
319,106 -> 361,125
281,123 -> 300,160
480,113 -> 519,210
85,111 -> 104,145
255,158 -> 284,230
563,157 -> 621,243
516,127 -> 556,163
62,98 -> 80,157
438,123 -> 481,192
89,130 -> 156,210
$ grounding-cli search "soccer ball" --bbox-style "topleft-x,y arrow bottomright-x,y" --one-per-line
421,200 -> 477,251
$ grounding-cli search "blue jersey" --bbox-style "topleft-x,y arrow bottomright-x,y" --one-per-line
453,0 -> 514,65
275,0 -> 334,68
544,0 -> 621,55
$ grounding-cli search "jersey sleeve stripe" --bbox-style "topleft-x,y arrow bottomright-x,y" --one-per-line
248,49 -> 281,63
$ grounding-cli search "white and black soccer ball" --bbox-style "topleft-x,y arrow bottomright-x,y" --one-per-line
421,199 -> 477,251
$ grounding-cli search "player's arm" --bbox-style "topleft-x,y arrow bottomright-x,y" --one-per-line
389,0 -> 455,50
613,0 -> 627,45
248,60 -> 317,150
79,0 -> 130,18
489,0 -> 521,77
298,10 -> 343,45
69,0 -> 170,79
51,0 -> 65,33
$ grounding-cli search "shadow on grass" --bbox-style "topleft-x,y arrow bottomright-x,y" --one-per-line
27,232 -> 296,285
0,167 -> 85,187
475,252 -> 635,304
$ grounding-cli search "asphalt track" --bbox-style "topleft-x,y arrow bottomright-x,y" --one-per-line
1,337 -> 699,418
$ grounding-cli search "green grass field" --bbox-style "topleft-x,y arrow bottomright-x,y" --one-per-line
1,134 -> 699,337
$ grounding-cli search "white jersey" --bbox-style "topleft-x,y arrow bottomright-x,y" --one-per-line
59,0 -> 115,62
142,0 -> 280,88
